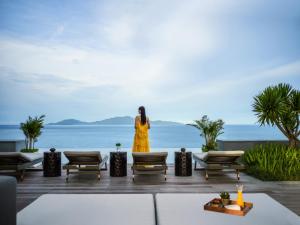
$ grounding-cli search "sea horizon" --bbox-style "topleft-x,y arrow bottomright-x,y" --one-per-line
0,124 -> 286,147
0,123 -> 287,163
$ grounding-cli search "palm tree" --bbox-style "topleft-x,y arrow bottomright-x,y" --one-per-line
253,83 -> 300,148
188,115 -> 224,152
20,115 -> 45,150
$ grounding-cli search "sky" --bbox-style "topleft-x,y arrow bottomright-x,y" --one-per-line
0,0 -> 299,124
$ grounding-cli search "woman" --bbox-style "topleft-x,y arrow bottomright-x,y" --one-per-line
132,106 -> 150,152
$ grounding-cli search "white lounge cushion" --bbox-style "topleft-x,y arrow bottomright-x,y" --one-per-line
0,152 -> 42,162
156,193 -> 300,225
194,151 -> 244,161
207,150 -> 244,157
193,153 -> 207,161
21,153 -> 43,161
18,194 -> 156,225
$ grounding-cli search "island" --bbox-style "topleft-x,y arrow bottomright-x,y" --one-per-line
47,116 -> 183,126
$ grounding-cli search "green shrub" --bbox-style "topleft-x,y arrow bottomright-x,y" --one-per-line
242,144 -> 300,181
20,148 -> 39,153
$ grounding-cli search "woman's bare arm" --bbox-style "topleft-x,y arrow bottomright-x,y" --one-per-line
147,117 -> 151,129
135,116 -> 139,129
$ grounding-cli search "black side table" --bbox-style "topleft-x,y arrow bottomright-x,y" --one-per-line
110,152 -> 127,177
175,151 -> 192,176
43,152 -> 61,177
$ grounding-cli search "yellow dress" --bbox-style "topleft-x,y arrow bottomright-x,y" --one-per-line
132,120 -> 150,152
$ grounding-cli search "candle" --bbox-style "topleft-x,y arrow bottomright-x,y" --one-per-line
236,184 -> 244,208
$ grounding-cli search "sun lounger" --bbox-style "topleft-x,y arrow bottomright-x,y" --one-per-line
18,194 -> 156,225
132,152 -> 168,181
63,151 -> 108,182
193,151 -> 244,180
0,152 -> 43,181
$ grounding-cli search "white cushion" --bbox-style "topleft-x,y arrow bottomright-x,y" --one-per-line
18,194 -> 156,225
21,153 -> 43,161
156,193 -> 300,225
193,151 -> 244,162
193,153 -> 207,161
0,152 -> 42,162
207,150 -> 244,156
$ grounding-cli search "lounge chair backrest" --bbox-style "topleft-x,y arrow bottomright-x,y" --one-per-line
206,151 -> 244,164
0,153 -> 31,164
132,152 -> 168,165
64,151 -> 102,164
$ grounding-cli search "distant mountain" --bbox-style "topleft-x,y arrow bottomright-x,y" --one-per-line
151,120 -> 183,126
94,116 -> 134,125
48,119 -> 88,125
48,116 -> 183,126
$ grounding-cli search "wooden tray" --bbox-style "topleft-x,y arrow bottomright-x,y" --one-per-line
204,198 -> 253,216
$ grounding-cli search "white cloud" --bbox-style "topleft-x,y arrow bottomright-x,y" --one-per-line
0,0 -> 299,123
52,25 -> 65,38
0,0 -> 244,99
102,15 -> 137,48
0,38 -> 166,99
176,60 -> 300,102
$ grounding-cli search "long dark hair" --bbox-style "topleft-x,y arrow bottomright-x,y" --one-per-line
139,106 -> 147,125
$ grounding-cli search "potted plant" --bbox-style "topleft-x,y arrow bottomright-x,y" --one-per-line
116,143 -> 121,152
188,115 -> 224,152
220,192 -> 230,206
20,115 -> 45,153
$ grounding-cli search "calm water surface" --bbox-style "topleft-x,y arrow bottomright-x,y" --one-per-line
0,124 -> 285,163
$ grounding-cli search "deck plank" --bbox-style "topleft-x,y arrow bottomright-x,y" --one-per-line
14,165 -> 300,216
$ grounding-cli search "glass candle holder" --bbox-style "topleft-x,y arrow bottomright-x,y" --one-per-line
236,184 -> 244,208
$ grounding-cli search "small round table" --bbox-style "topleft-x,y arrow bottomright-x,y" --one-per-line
43,151 -> 61,177
110,152 -> 127,177
175,151 -> 192,176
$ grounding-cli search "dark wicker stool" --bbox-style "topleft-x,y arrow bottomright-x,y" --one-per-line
110,152 -> 127,177
43,151 -> 61,177
175,151 -> 192,176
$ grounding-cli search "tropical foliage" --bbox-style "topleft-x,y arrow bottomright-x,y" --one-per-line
188,115 -> 224,152
20,115 -> 45,152
253,83 -> 300,148
242,144 -> 300,181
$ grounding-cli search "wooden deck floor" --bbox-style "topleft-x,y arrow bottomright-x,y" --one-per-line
16,165 -> 300,216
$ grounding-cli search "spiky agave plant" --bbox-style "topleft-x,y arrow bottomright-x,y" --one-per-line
253,83 -> 300,148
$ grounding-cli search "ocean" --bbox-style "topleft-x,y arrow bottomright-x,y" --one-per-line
0,124 -> 285,163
